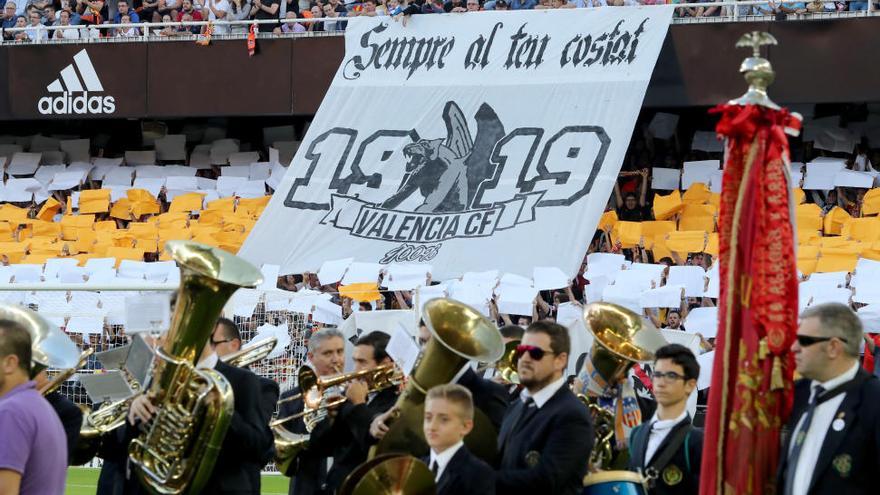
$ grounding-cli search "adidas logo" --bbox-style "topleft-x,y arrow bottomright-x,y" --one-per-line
38,49 -> 116,115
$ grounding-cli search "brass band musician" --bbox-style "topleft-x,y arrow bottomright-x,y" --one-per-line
308,330 -> 399,493
127,322 -> 275,494
496,321 -> 594,495
277,327 -> 345,495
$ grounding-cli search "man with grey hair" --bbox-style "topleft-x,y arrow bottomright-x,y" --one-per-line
778,302 -> 880,495
278,327 -> 345,495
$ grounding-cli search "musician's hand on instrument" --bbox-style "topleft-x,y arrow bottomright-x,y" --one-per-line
326,402 -> 341,419
370,408 -> 394,439
346,379 -> 369,406
128,394 -> 156,425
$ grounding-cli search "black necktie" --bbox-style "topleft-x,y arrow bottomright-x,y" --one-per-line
514,397 -> 537,431
501,397 -> 536,450
784,384 -> 825,495
431,460 -> 439,480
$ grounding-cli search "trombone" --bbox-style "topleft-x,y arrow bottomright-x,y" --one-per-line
269,364 -> 402,427
40,348 -> 95,396
221,336 -> 278,368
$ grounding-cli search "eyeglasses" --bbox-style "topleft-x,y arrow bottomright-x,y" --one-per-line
796,335 -> 848,347
515,344 -> 554,361
651,371 -> 686,381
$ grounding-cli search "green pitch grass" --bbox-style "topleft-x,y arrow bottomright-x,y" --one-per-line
66,467 -> 290,495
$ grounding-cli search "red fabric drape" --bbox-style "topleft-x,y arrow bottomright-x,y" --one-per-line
699,104 -> 801,495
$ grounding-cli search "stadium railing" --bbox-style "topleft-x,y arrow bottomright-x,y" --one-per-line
1,0 -> 878,44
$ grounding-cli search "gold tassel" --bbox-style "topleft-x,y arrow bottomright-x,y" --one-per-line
758,338 -> 769,359
771,355 -> 784,391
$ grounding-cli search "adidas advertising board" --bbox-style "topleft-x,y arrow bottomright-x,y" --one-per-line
242,8 -> 674,279
37,49 -> 115,115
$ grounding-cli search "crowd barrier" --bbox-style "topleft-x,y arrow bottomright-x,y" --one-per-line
1,0 -> 878,45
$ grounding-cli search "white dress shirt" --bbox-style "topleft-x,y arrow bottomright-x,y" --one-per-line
519,374 -> 567,409
645,409 -> 688,464
429,440 -> 464,482
197,351 -> 219,370
789,361 -> 860,495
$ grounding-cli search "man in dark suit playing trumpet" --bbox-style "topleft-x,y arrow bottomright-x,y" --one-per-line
307,330 -> 400,493
277,327 -> 345,495
496,320 -> 594,495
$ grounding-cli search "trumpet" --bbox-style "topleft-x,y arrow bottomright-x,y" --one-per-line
270,364 -> 401,428
270,363 -> 401,477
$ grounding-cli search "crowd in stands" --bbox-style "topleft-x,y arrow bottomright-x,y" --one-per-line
0,0 -> 877,42
1,105 -> 878,362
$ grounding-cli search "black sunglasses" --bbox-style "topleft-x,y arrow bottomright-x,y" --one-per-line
796,335 -> 848,347
651,371 -> 686,381
515,344 -> 554,361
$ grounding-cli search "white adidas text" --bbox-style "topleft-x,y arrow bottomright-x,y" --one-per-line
38,92 -> 115,115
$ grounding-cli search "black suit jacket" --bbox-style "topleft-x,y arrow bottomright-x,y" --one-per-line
496,384 -> 594,495
200,360 -> 277,495
278,385 -> 331,495
628,415 -> 703,495
457,367 -> 510,431
309,386 -> 399,492
778,369 -> 880,495
421,445 -> 495,495
45,391 -> 83,463
256,374 -> 281,465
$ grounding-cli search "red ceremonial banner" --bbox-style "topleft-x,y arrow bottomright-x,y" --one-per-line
699,104 -> 802,495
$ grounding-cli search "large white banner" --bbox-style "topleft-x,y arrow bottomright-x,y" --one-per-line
242,8 -> 673,279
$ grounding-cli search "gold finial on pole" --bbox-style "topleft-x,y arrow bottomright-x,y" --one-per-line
729,31 -> 780,110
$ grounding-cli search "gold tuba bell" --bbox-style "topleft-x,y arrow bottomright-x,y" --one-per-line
584,302 -> 664,385
128,241 -> 263,495
0,303 -> 81,375
372,298 -> 504,462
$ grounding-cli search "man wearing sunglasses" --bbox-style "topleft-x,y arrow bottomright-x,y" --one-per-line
212,317 -> 243,357
778,302 -> 880,495
628,344 -> 702,495
496,320 -> 594,495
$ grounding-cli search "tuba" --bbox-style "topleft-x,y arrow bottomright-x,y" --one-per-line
221,336 -> 278,368
372,298 -> 504,462
495,339 -> 520,384
0,303 -> 81,375
128,241 -> 263,495
581,302 -> 665,471
339,454 -> 435,495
